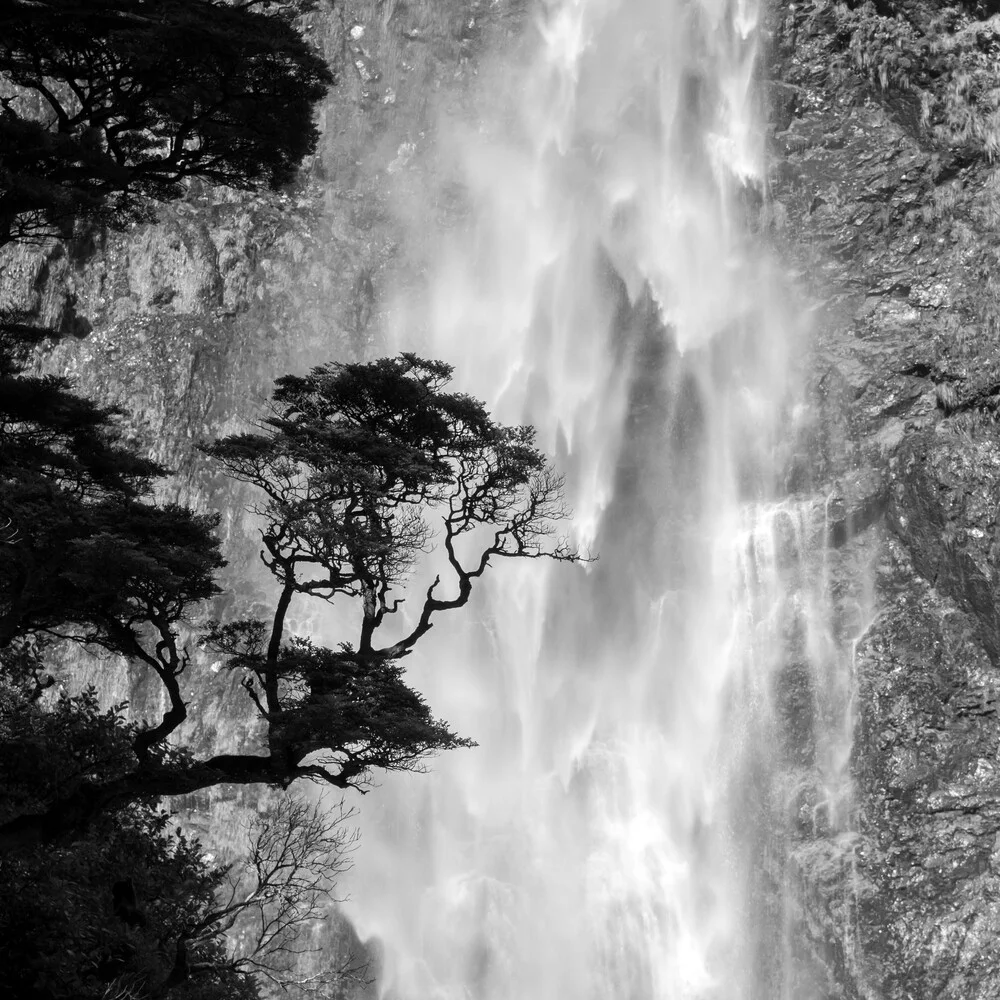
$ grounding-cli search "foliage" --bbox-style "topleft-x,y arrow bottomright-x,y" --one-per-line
0,655 -> 360,998
1,805 -> 261,1000
0,802 -> 252,1000
0,674 -> 135,823
0,642 -> 196,822
923,14 -> 1000,160
830,1 -> 925,93
0,353 -> 579,854
207,627 -> 475,783
0,338 -> 219,640
0,0 -> 333,246
0,332 -> 225,759
201,353 -> 578,786
204,353 -> 575,645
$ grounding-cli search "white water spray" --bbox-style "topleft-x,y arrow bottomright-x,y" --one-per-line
342,1 -> 861,997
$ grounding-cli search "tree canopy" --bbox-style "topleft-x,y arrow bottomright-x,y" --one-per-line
201,354 -> 579,785
0,353 -> 581,852
0,339 -> 225,760
0,633 -> 361,998
0,0 -> 333,246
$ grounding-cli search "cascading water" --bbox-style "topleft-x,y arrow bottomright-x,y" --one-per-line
342,0 -> 863,997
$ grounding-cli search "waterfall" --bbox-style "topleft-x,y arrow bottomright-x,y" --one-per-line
341,0 -> 862,997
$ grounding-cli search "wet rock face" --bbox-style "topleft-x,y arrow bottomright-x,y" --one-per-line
785,537 -> 1000,1000
890,428 -> 1000,659
850,538 -> 1000,1000
767,0 -> 1000,994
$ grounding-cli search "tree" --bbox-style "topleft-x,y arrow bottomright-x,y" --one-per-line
0,354 -> 581,848
0,666 -> 253,1000
0,653 -> 154,827
201,353 -> 580,784
0,665 -> 360,998
0,806 -> 258,1000
187,796 -> 364,997
0,335 -> 225,760
0,0 -> 333,247
0,799 -> 341,1000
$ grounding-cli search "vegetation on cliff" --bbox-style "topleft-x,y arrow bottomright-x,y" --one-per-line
1,346 -> 578,842
0,0 -> 333,248
0,329 -> 578,996
203,354 -> 578,783
0,735 -> 359,1000
781,1 -> 1000,164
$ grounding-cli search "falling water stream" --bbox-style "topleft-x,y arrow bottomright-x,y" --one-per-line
341,1 -> 861,997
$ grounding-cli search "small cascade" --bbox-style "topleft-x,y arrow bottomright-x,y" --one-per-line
338,1 -> 870,998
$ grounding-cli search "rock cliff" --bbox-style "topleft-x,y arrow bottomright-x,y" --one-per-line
768,1 -> 1000,997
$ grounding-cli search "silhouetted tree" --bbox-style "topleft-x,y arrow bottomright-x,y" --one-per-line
0,339 -> 225,761
0,665 -> 360,998
201,353 -> 580,784
0,355 -> 581,849
0,0 -> 333,246
186,796 -> 365,996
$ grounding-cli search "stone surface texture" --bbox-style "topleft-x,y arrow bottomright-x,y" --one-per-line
767,2 -> 1000,997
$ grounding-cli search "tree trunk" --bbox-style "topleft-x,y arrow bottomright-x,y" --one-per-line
265,581 -> 295,712
0,754 -> 285,853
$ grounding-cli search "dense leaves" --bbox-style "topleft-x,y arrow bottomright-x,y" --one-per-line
0,805 -> 244,1000
0,662 -> 140,823
201,354 -> 578,785
0,341 -> 225,682
0,656 -> 243,999
0,799 -> 347,999
0,0 -> 333,245
0,351 -> 578,859
0,660 -> 359,998
207,626 -> 474,785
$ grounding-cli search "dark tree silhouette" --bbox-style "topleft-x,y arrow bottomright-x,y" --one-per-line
201,353 -> 580,784
0,338 -> 225,763
0,0 -> 333,246
0,354 -> 581,850
0,665 -> 360,997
